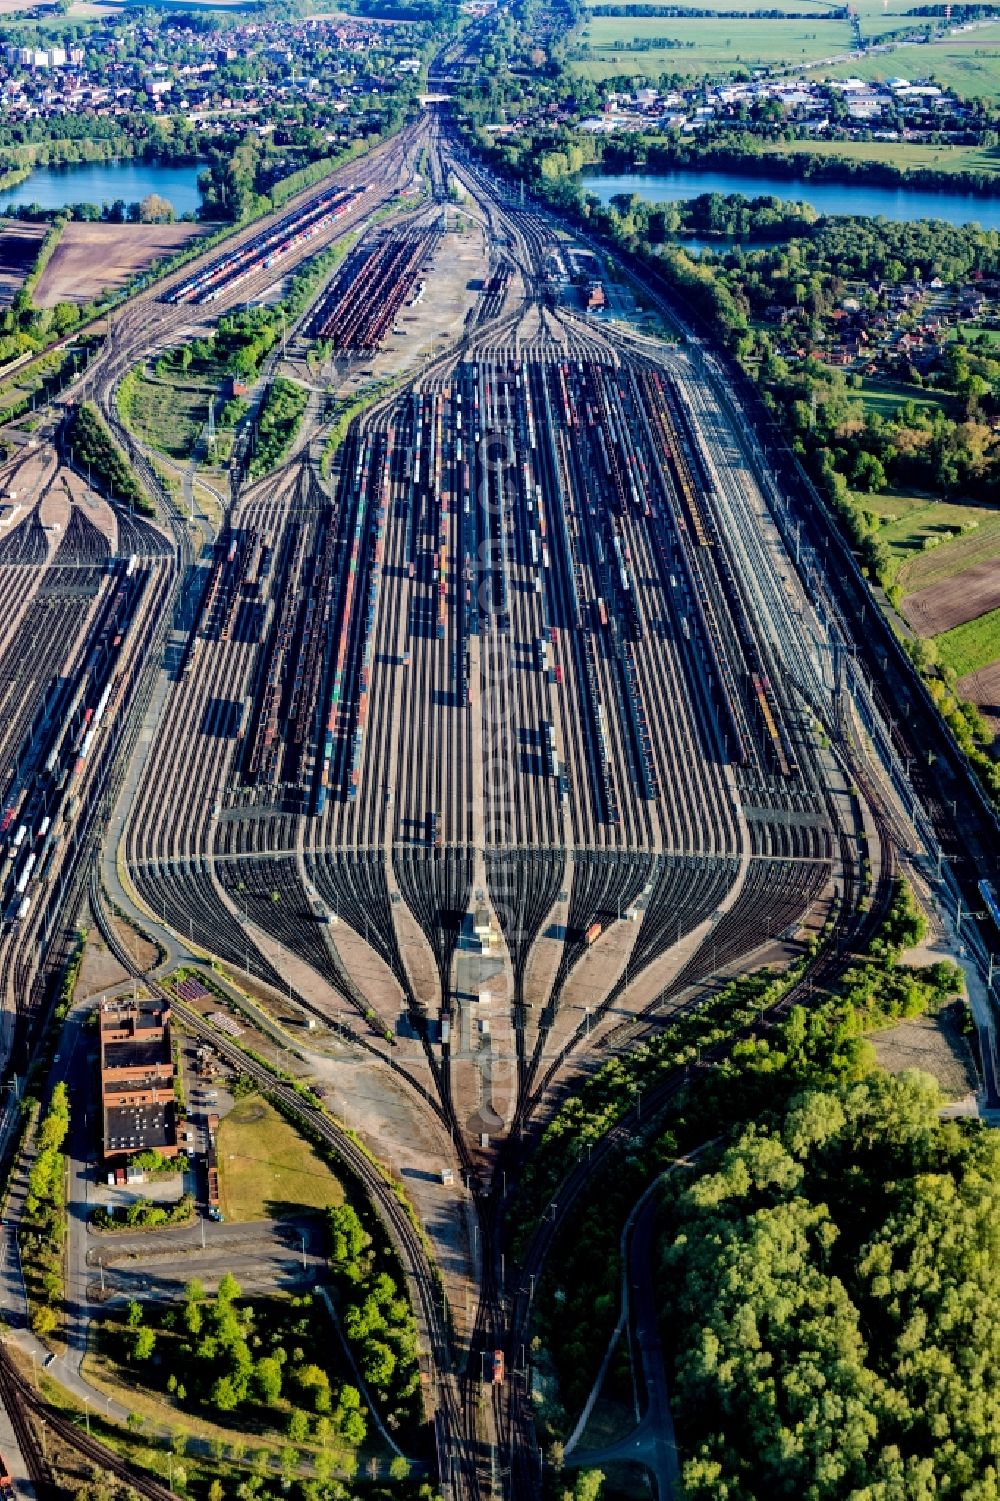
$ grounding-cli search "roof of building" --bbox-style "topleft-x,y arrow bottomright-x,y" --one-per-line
103,1073 -> 173,1104
100,998 -> 169,1034
104,1101 -> 178,1156
103,1033 -> 172,1070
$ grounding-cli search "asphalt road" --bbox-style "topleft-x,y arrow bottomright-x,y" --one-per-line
565,1173 -> 682,1499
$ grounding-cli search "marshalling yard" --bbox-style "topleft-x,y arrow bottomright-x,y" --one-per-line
0,85 -> 993,1501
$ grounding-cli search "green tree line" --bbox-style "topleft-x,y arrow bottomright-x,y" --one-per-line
20,1081 -> 70,1340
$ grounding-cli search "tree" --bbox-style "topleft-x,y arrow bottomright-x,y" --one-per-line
328,1204 -> 370,1279
659,1055 -> 1000,1498
32,1305 -> 57,1337
253,1357 -> 283,1405
217,1272 -> 242,1306
294,1363 -> 329,1411
138,193 -> 175,224
287,1408 -> 309,1443
851,450 -> 886,493
210,1376 -> 239,1413
360,1339 -> 395,1390
132,1327 -> 156,1362
342,1410 -> 367,1447
566,1473 -> 605,1501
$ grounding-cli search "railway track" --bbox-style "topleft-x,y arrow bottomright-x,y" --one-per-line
0,98 -> 924,1501
0,1344 -> 174,1501
87,870 -> 477,1497
0,1348 -> 54,1497
495,789 -> 897,1499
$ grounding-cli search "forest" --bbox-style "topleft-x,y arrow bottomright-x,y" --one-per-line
663,1074 -> 1000,1498
526,881 -> 982,1488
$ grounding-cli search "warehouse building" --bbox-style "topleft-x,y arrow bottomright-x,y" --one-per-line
99,996 -> 179,1163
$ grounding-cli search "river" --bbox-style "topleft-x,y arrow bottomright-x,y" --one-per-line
0,159 -> 205,217
580,167 -> 1000,230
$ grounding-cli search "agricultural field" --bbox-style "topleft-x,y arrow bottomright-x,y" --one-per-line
217,1094 -> 346,1222
577,0 -> 981,14
579,0 -> 829,7
760,137 -> 1000,175
573,15 -> 853,78
888,500 -> 1000,594
956,658 -> 1000,739
901,559 -> 1000,638
934,604 -> 1000,677
0,0 -> 121,10
818,27 -> 1000,101
0,220 -> 45,305
33,221 -> 207,307
862,491 -> 1000,590
863,486 -> 1000,732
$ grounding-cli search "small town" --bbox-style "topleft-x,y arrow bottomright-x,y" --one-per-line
0,14 -> 424,140
576,70 -> 971,139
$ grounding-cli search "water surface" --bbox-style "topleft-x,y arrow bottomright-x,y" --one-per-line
1,159 -> 204,216
581,167 -> 1000,229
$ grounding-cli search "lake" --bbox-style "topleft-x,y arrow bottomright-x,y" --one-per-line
580,167 -> 1000,231
0,159 -> 205,217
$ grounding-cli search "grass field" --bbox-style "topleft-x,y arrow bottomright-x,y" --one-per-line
124,369 -> 219,461
574,15 -> 852,77
859,14 -> 934,38
862,489 -> 931,524
858,379 -> 951,419
761,137 -> 1000,175
934,605 -> 1000,676
819,29 -> 1000,102
948,322 -> 1000,345
846,0 -> 987,15
217,1094 -> 345,1222
861,490 -> 1000,591
581,0 -> 840,8
578,0 -> 980,13
895,506 -> 1000,593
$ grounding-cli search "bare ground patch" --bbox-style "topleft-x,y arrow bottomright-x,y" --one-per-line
76,929 -> 130,998
110,912 -> 159,971
901,561 -> 1000,638
871,1003 -> 978,1101
957,657 -> 1000,746
34,221 -> 209,306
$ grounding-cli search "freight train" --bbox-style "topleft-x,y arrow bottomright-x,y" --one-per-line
165,185 -> 369,307
0,555 -> 145,925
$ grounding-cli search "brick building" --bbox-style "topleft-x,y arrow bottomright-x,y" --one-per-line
99,997 -> 179,1163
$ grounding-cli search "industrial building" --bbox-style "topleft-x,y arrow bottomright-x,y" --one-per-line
99,996 -> 179,1163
